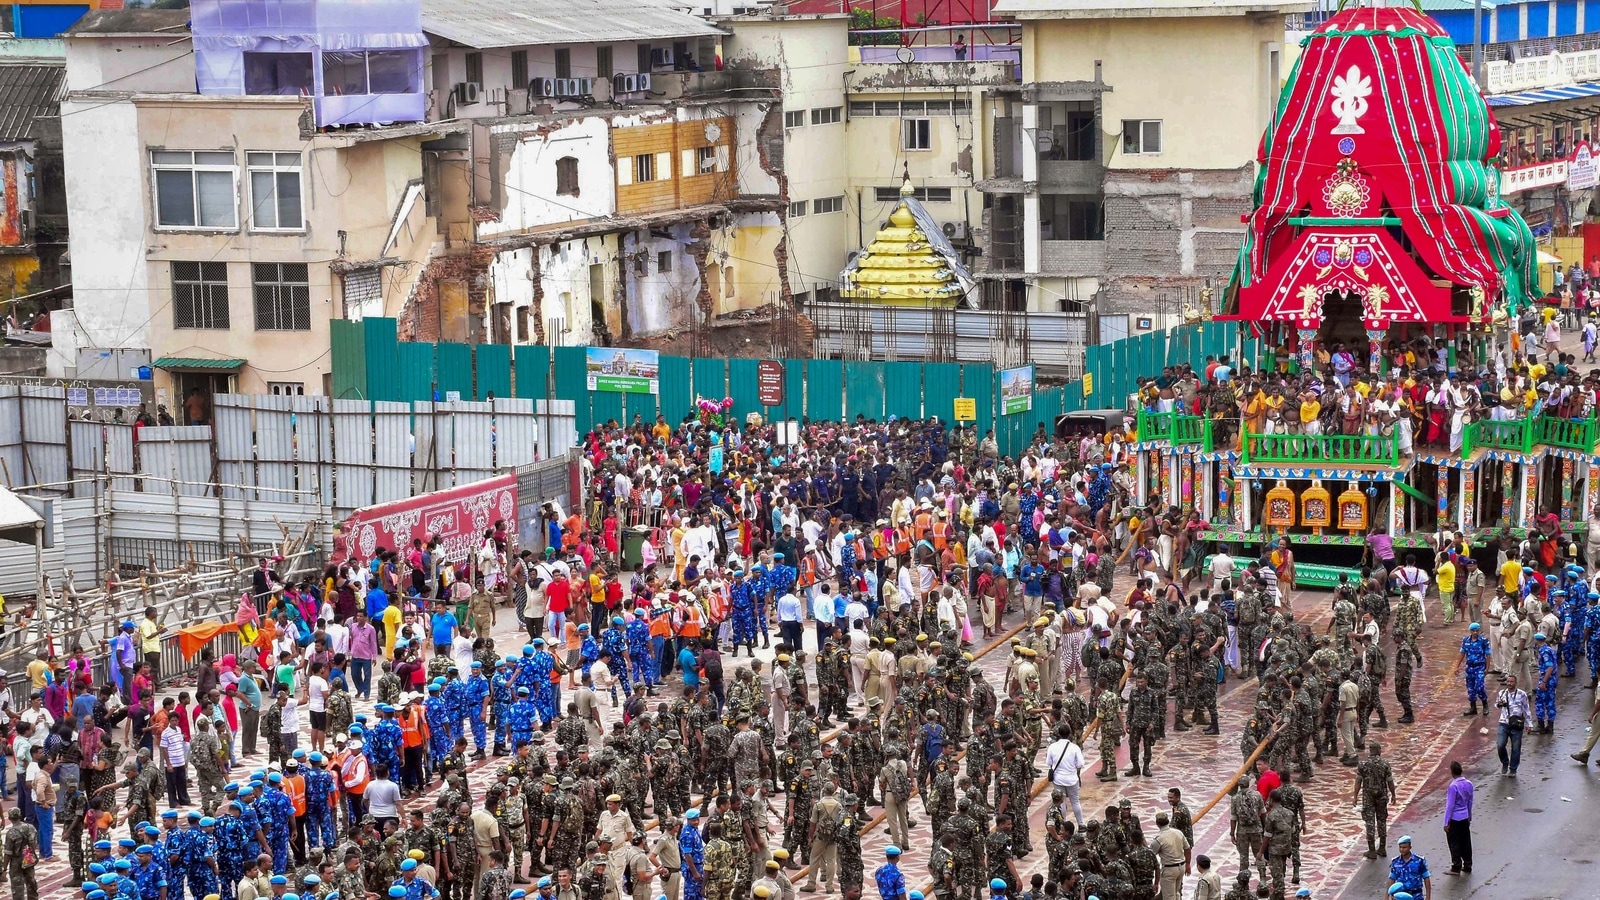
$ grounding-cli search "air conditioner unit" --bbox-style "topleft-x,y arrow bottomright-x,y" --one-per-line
624,74 -> 640,93
455,82 -> 481,105
651,48 -> 674,68
613,74 -> 630,94
530,78 -> 555,97
554,79 -> 574,96
637,73 -> 651,92
942,221 -> 968,240
575,78 -> 594,96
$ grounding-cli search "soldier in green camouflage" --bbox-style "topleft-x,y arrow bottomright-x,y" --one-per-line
1123,671 -> 1159,778
1095,678 -> 1124,781
1393,641 -> 1416,725
940,797 -> 984,900
1355,740 -> 1395,859
834,794 -> 864,895
701,823 -> 736,900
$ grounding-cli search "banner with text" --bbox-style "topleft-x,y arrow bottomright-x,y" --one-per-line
333,473 -> 518,565
586,347 -> 660,394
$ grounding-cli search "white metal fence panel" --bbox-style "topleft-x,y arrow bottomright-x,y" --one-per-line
68,420 -> 105,498
136,426 -> 214,496
373,401 -> 412,504
413,402 -> 442,494
454,401 -> 494,485
20,385 -> 68,492
213,394 -> 255,500
0,385 -> 24,492
294,396 -> 333,506
106,491 -> 331,548
255,394 -> 297,503
106,424 -> 136,493
332,399 -> 374,510
58,496 -> 102,582
495,398 -> 537,468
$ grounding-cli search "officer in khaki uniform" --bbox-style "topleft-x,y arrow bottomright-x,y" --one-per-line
798,784 -> 843,893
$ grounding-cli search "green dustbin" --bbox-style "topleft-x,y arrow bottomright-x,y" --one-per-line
622,526 -> 650,571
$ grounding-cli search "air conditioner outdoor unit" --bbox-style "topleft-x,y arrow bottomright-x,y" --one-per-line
637,73 -> 651,91
613,74 -> 630,94
575,78 -> 594,96
651,48 -> 674,68
455,82 -> 481,104
530,78 -> 555,97
554,79 -> 575,96
942,221 -> 968,240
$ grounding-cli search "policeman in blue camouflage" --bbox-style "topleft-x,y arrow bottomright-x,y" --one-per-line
524,641 -> 558,723
187,818 -> 221,900
304,754 -> 337,851
366,707 -> 404,789
601,618 -> 631,695
730,572 -> 758,657
443,668 -> 471,745
1560,590 -> 1584,676
508,687 -> 538,746
426,684 -> 455,768
215,802 -> 250,900
1584,593 -> 1600,689
262,773 -> 296,874
1459,624 -> 1490,715
1535,633 -> 1559,732
464,662 -> 493,757
624,611 -> 654,694
158,812 -> 188,900
492,659 -> 517,754
132,845 -> 168,900
748,563 -> 772,650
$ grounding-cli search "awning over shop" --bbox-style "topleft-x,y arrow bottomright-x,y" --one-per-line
153,356 -> 245,371
0,483 -> 43,546
1486,81 -> 1600,107
1224,228 -> 1458,329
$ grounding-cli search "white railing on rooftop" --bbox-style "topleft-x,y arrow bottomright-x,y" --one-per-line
1486,48 -> 1600,95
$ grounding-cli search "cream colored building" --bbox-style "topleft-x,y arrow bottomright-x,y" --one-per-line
983,0 -> 1309,324
54,9 -> 455,400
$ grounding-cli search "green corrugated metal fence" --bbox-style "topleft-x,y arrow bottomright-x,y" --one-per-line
328,318 -> 1246,452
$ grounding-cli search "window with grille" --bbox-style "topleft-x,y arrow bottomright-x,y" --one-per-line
152,150 -> 238,229
874,186 -> 951,203
789,200 -> 807,217
784,110 -> 806,128
635,154 -> 656,182
252,262 -> 311,331
246,152 -> 303,231
268,382 -> 305,395
810,106 -> 841,125
813,196 -> 844,214
342,267 -> 382,315
172,261 -> 230,330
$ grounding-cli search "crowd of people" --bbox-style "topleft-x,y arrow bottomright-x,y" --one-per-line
0,395 -> 1594,900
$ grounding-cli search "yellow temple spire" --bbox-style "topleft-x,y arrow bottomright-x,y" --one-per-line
839,167 -> 965,306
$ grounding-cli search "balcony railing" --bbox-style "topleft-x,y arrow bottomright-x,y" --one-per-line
1240,431 -> 1400,467
1534,414 -> 1598,453
1462,417 -> 1533,456
1137,409 -> 1211,450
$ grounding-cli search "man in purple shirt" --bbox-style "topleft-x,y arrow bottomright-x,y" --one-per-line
1367,532 -> 1396,575
1442,760 -> 1473,875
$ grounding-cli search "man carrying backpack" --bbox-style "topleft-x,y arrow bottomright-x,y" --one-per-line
879,748 -> 913,849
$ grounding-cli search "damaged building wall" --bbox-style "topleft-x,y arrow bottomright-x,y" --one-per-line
484,117 -> 614,237
485,237 -> 616,346
621,226 -> 700,337
1099,166 -> 1252,315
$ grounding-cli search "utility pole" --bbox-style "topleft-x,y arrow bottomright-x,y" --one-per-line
1472,0 -> 1485,87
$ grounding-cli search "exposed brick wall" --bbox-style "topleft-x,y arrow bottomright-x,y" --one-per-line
1098,166 -> 1252,315
397,247 -> 497,343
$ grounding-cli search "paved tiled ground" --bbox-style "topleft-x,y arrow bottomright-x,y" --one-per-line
23,580 -> 1492,900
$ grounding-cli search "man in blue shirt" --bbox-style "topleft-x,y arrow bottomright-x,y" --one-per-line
430,603 -> 457,657
1019,555 -> 1045,621
679,645 -> 701,689
1387,836 -> 1431,900
873,846 -> 906,900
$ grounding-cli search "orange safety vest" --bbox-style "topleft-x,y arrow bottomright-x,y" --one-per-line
399,707 -> 426,749
680,604 -> 704,638
932,521 -> 950,551
649,610 -> 674,638
894,527 -> 913,556
797,557 -> 818,588
284,774 -> 307,817
914,512 -> 932,542
340,750 -> 370,794
871,531 -> 889,561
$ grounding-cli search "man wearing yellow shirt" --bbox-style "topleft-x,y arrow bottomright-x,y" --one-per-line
140,605 -> 166,680
1435,553 -> 1457,624
382,594 -> 405,659
1300,393 -> 1323,435
1499,557 -> 1522,595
